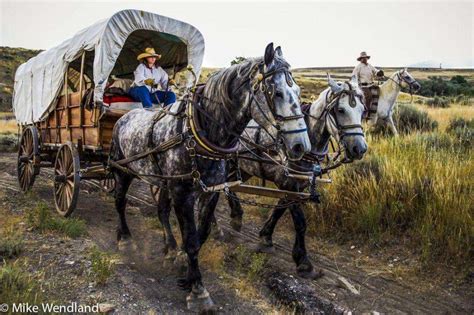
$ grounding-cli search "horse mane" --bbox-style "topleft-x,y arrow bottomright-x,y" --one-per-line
199,55 -> 290,144
202,56 -> 290,108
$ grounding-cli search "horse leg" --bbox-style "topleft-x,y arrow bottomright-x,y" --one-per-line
289,204 -> 322,279
388,115 -> 399,136
225,191 -> 243,231
210,212 -> 225,240
197,193 -> 220,244
257,199 -> 288,253
114,171 -> 133,242
172,185 -> 214,310
156,188 -> 178,256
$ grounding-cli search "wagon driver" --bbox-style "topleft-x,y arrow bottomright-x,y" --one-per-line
351,51 -> 384,110
129,47 -> 177,108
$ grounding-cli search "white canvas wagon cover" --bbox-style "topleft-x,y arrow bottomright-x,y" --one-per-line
13,9 -> 205,124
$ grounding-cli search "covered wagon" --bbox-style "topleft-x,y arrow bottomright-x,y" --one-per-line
12,9 -> 205,216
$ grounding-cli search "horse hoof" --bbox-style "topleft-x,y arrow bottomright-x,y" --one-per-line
297,266 -> 324,280
186,287 -> 215,312
116,228 -> 132,242
230,217 -> 242,232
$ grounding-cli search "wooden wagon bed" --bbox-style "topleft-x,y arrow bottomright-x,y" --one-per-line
37,89 -> 125,153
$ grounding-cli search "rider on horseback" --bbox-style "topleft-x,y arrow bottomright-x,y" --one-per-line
128,47 -> 177,108
352,51 -> 384,112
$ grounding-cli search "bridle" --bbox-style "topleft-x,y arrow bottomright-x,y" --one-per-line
247,62 -> 307,141
305,82 -> 365,140
387,70 -> 419,95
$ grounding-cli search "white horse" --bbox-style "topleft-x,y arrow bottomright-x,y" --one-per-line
369,68 -> 421,135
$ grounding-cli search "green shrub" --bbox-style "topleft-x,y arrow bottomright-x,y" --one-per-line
425,96 -> 450,108
0,260 -> 43,309
446,117 -> 474,149
0,133 -> 17,152
447,117 -> 474,132
27,202 -> 86,238
370,103 -> 438,136
417,75 -> 474,97
89,247 -> 115,285
233,244 -> 268,280
0,235 -> 23,260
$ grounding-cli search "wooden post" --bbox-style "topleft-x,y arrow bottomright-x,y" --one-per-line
79,52 -> 86,143
65,70 -> 71,141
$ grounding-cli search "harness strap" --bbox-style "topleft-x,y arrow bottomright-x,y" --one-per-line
254,125 -> 266,187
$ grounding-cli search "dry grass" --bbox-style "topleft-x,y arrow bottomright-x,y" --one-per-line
307,131 -> 473,266
422,104 -> 474,131
0,116 -> 17,134
199,239 -> 226,272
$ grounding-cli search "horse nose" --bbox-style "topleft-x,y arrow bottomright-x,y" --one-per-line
290,143 -> 305,159
413,82 -> 421,91
352,142 -> 367,159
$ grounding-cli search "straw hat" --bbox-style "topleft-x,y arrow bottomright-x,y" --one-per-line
357,51 -> 371,61
137,47 -> 162,61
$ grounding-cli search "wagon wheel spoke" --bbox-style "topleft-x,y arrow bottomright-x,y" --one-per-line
65,182 -> 72,206
57,149 -> 62,171
67,160 -> 74,174
55,181 -> 63,193
25,131 -> 30,154
56,183 -> 64,200
53,144 -> 79,216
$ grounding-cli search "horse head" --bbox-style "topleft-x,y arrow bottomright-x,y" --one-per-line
248,43 -> 311,161
324,74 -> 368,160
396,68 -> 421,92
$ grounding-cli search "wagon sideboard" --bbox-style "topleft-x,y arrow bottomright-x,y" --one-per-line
38,89 -> 123,153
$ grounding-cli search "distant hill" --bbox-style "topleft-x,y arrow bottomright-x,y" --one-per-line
0,47 -> 43,111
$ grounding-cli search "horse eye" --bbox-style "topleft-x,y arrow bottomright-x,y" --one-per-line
338,108 -> 345,114
275,91 -> 284,98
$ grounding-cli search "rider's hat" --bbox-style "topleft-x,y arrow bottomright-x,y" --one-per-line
137,47 -> 162,61
357,51 -> 371,61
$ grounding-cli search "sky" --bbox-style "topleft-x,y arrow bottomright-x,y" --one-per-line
1,0 -> 473,68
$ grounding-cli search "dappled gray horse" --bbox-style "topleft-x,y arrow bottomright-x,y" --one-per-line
225,75 -> 367,278
158,75 -> 368,279
110,43 -> 310,310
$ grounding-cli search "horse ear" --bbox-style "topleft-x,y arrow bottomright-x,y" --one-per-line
275,46 -> 283,57
327,73 -> 343,93
264,42 -> 275,66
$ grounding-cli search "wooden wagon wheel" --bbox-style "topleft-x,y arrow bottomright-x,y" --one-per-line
54,143 -> 80,217
17,126 -> 40,191
101,170 -> 116,193
150,185 -> 161,205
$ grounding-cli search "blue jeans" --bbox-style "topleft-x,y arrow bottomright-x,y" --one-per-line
129,86 -> 177,108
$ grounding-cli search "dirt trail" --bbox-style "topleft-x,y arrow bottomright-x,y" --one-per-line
0,152 -> 471,313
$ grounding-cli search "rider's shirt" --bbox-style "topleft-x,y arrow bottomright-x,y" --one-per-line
352,63 -> 379,85
132,63 -> 169,92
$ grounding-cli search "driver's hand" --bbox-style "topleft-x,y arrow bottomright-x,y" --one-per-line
169,79 -> 177,86
144,78 -> 155,86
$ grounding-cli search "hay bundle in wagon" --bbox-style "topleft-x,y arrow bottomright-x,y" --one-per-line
13,9 -> 205,216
